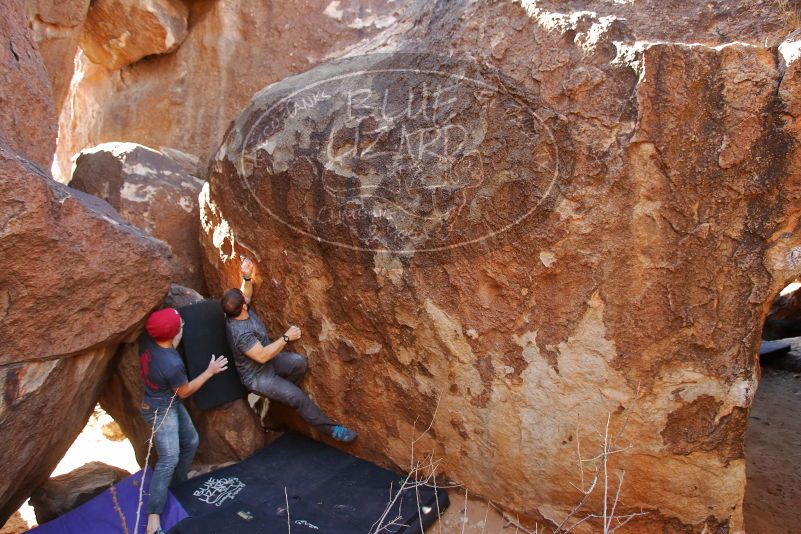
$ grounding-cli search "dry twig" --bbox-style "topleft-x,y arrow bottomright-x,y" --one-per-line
110,484 -> 129,534
553,388 -> 647,534
370,392 -> 463,534
134,393 -> 177,534
285,486 -> 291,534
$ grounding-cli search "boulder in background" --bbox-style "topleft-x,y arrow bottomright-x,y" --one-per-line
79,0 -> 188,70
29,461 -> 131,524
70,142 -> 206,292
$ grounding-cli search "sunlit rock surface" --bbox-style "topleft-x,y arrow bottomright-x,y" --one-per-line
79,0 -> 188,70
199,2 -> 801,531
24,0 -> 91,114
52,0 -> 403,181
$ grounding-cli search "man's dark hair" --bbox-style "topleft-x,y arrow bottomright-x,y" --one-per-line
222,288 -> 246,318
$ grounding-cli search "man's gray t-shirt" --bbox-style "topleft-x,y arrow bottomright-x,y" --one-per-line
225,312 -> 270,387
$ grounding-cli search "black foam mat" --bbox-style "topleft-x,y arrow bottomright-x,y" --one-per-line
759,340 -> 792,357
168,432 -> 448,533
178,299 -> 247,410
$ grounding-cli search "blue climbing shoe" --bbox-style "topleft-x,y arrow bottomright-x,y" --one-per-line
330,425 -> 358,442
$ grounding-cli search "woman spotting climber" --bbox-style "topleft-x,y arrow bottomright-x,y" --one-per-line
221,257 -> 358,443
139,308 -> 228,534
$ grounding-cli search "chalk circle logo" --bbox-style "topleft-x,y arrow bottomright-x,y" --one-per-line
234,53 -> 565,262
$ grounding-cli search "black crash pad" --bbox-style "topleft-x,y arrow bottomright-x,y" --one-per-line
178,299 -> 247,410
759,340 -> 792,358
168,432 -> 449,534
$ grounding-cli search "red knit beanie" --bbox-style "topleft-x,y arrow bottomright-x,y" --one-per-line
146,308 -> 182,342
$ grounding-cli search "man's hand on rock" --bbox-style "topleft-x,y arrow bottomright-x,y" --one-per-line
285,325 -> 301,341
240,257 -> 255,280
207,354 -> 229,375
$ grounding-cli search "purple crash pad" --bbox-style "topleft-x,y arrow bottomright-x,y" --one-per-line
29,468 -> 188,534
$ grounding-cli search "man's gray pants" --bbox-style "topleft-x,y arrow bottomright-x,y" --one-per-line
248,351 -> 334,430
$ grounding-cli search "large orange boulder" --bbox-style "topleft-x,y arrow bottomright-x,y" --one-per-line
0,150 -> 172,366
49,0 -> 797,183
199,3 -> 801,532
0,346 -> 117,525
0,142 -> 171,521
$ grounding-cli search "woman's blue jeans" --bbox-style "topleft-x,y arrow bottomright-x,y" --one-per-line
141,401 -> 199,515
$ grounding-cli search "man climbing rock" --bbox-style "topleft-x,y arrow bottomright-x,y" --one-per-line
222,257 -> 357,443
140,308 -> 228,534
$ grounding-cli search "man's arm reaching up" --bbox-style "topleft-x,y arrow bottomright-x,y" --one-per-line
240,257 -> 254,305
243,325 -> 301,364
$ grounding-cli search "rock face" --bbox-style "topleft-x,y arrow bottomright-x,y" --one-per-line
0,346 -> 116,525
1,0 -> 58,171
164,283 -> 205,309
200,2 -> 801,532
762,283 -> 801,339
25,0 -> 92,114
98,341 -> 152,467
530,0 -> 792,46
53,0 -> 403,181
79,0 -> 188,71
0,1 -> 171,522
30,462 -> 131,523
70,142 -> 206,292
189,399 -> 267,466
0,152 -> 172,366
767,284 -> 801,321
45,0 -> 797,180
0,146 -> 171,521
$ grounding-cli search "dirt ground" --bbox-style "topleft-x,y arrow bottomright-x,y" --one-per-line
743,338 -> 801,534
434,493 -> 511,533
0,513 -> 28,534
